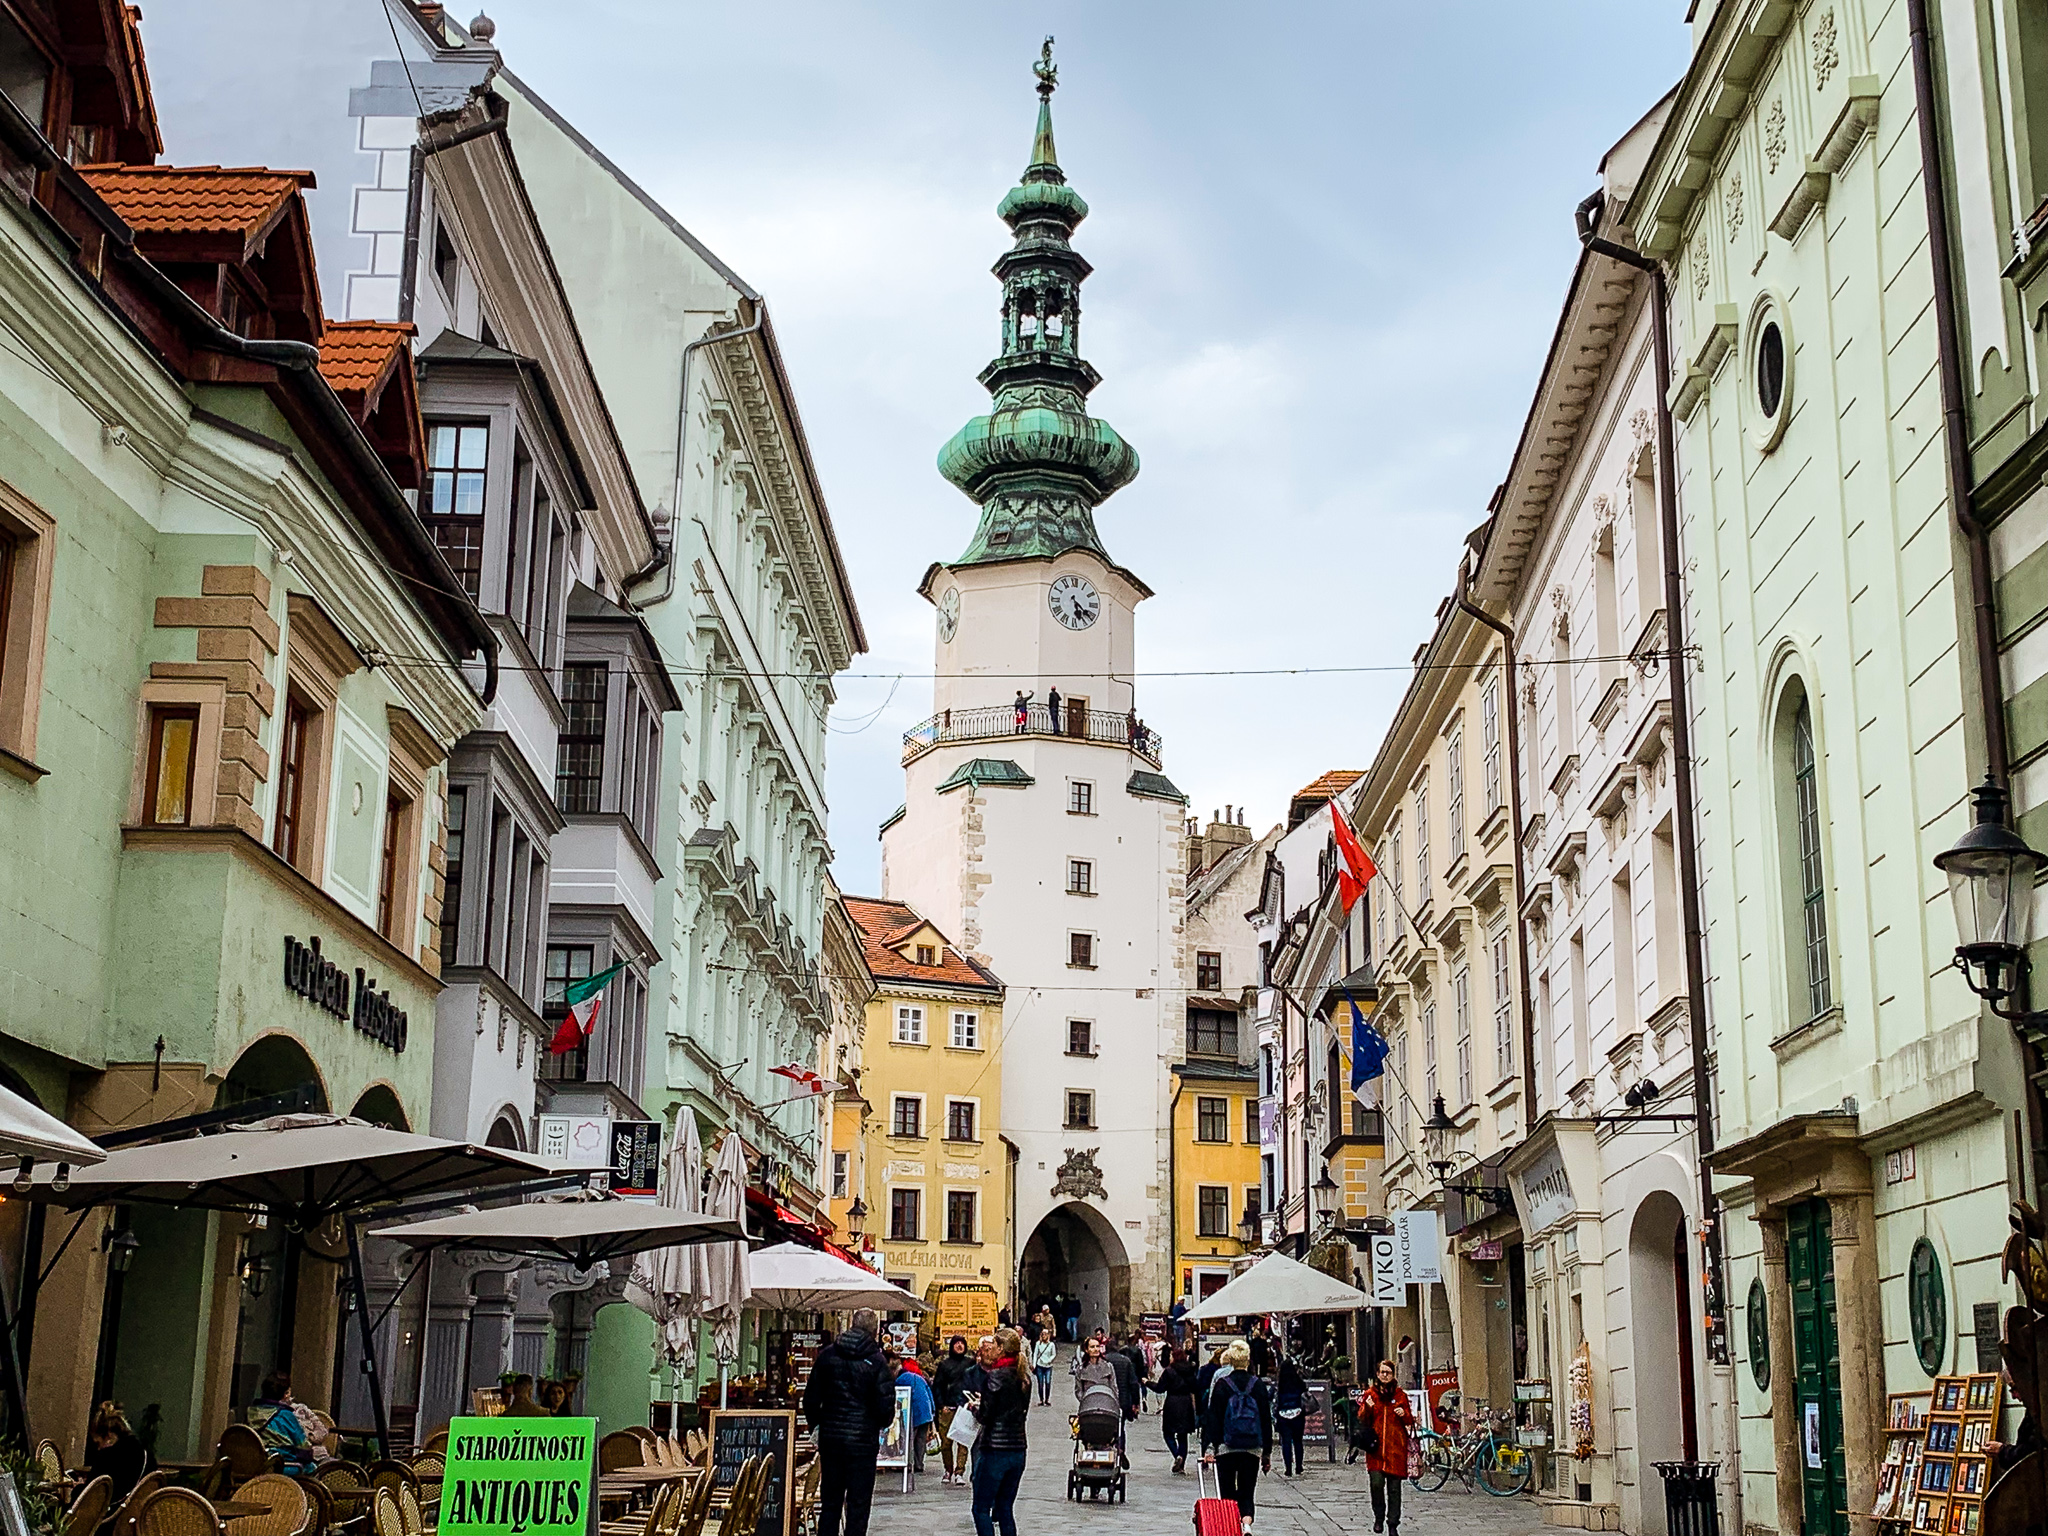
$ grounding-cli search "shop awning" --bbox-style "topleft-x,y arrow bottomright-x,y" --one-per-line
744,1241 -> 932,1314
0,1084 -> 103,1169
373,1198 -> 747,1270
1181,1249 -> 1372,1322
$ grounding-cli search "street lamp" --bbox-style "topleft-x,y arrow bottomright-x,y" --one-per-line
1422,1093 -> 1458,1181
1238,1209 -> 1262,1249
102,1227 -> 139,1274
1312,1163 -> 1341,1226
1936,774 -> 2048,1021
845,1197 -> 868,1238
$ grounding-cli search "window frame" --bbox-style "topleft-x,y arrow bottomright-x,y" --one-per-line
141,705 -> 201,826
1788,691 -> 1833,1020
1195,1096 -> 1229,1144
945,1098 -> 978,1143
830,1151 -> 849,1201
1065,1089 -> 1095,1129
950,1010 -> 980,1050
889,1186 -> 921,1242
1196,1185 -> 1230,1239
1068,780 -> 1095,816
1244,1098 -> 1259,1144
0,481 -> 55,768
894,1004 -> 926,1045
1481,674 -> 1502,815
1068,931 -> 1096,969
1067,857 -> 1094,895
1066,1019 -> 1095,1057
423,420 -> 491,602
1195,951 -> 1223,992
555,661 -> 608,814
539,944 -> 596,1083
1188,1008 -> 1238,1058
889,1094 -> 925,1140
945,1189 -> 978,1245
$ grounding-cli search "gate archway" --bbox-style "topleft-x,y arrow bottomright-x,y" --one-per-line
1019,1202 -> 1131,1338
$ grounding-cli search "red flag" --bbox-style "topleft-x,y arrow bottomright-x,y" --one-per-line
1329,797 -> 1378,914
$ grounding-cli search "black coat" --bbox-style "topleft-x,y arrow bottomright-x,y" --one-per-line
977,1363 -> 1030,1453
933,1349 -> 976,1409
1201,1369 -> 1274,1455
1105,1349 -> 1138,1416
1160,1362 -> 1200,1436
802,1329 -> 896,1452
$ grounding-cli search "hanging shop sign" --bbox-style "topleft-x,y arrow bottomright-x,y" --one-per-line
283,935 -> 407,1052
611,1120 -> 661,1199
1521,1146 -> 1574,1232
538,1114 -> 612,1169
1395,1211 -> 1442,1284
1367,1233 -> 1405,1306
440,1416 -> 595,1536
1465,1238 -> 1504,1261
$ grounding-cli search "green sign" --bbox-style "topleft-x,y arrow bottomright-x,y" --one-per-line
441,1418 -> 596,1536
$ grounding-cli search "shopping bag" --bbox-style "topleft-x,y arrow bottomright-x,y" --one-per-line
947,1405 -> 980,1448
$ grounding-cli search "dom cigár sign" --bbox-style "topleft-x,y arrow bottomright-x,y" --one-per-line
283,935 -> 409,1053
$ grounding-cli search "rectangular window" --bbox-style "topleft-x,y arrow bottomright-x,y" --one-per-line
946,1190 -> 977,1244
946,1100 -> 977,1142
1196,1096 -> 1229,1143
556,662 -> 607,813
142,705 -> 199,826
891,1096 -> 922,1139
377,792 -> 411,941
1394,1031 -> 1409,1145
1455,967 -> 1472,1105
950,1011 -> 979,1049
1197,1186 -> 1230,1238
424,422 -> 489,600
1068,780 -> 1094,815
1068,858 -> 1094,894
1482,676 -> 1502,814
915,944 -> 937,966
1262,1154 -> 1277,1211
539,945 -> 593,1083
272,696 -> 312,864
1391,826 -> 1403,908
1376,851 -> 1389,952
831,1151 -> 849,1200
1065,1090 -> 1094,1129
1245,1099 -> 1259,1143
1195,951 -> 1223,992
1423,1002 -> 1438,1109
889,1188 -> 920,1242
1492,927 -> 1514,1081
1792,700 -> 1833,1019
440,785 -> 467,969
1069,932 -> 1095,968
1067,1019 -> 1094,1056
894,1005 -> 925,1044
1414,787 -> 1430,898
1447,734 -> 1465,862
1188,1009 -> 1238,1057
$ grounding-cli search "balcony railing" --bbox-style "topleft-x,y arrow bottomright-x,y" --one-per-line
903,703 -> 1162,767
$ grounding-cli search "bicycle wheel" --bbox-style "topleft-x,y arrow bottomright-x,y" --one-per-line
1411,1436 -> 1454,1492
1477,1437 -> 1533,1496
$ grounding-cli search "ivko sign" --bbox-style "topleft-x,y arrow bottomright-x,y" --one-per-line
282,935 -> 408,1053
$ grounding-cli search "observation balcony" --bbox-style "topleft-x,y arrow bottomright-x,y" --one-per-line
903,703 -> 1162,768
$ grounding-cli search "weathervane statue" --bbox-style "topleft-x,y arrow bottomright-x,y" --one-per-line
1035,35 -> 1056,97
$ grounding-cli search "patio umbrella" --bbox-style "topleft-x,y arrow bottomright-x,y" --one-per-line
372,1197 -> 744,1269
743,1243 -> 931,1314
627,1113 -> 705,1396
0,1083 -> 103,1170
700,1131 -> 751,1406
1180,1249 -> 1373,1323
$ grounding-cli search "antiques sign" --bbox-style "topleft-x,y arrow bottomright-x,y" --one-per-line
283,935 -> 407,1052
440,1417 -> 595,1536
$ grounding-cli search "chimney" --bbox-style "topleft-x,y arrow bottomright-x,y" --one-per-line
1202,806 -> 1255,870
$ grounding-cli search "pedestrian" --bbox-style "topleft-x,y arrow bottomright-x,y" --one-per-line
1159,1347 -> 1200,1474
1197,1341 -> 1226,1405
1014,690 -> 1033,733
967,1329 -> 1029,1536
1395,1334 -> 1418,1390
84,1402 -> 150,1501
1200,1341 -> 1272,1534
1073,1334 -> 1130,1465
801,1306 -> 896,1536
1045,685 -> 1061,733
1028,1328 -> 1057,1405
893,1350 -> 935,1478
1274,1357 -> 1307,1476
1247,1323 -> 1273,1377
1168,1295 -> 1188,1346
1035,1305 -> 1057,1346
933,1335 -> 976,1487
1123,1333 -> 1150,1412
1359,1359 -> 1416,1536
1126,709 -> 1139,746
1062,1292 -> 1082,1341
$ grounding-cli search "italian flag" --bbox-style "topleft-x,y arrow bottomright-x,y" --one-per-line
549,962 -> 627,1056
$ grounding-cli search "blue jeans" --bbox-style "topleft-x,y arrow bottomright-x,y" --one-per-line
1164,1426 -> 1189,1461
1034,1366 -> 1053,1402
972,1448 -> 1027,1536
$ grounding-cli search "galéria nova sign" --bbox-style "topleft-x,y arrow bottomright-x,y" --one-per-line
283,935 -> 408,1053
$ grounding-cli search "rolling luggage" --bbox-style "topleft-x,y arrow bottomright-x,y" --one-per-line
1194,1457 -> 1239,1536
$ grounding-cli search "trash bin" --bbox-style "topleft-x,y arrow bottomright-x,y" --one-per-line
1653,1462 -> 1721,1536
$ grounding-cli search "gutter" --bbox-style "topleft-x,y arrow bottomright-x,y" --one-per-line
398,111 -> 509,326
1575,192 -> 1726,1367
1453,585 -> 1537,1129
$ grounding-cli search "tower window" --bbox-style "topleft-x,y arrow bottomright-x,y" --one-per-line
1068,859 -> 1094,894
1068,932 -> 1095,968
1065,1091 -> 1095,1129
1067,1019 -> 1095,1056
1195,951 -> 1223,992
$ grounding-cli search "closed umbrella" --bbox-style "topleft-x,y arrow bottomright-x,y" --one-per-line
700,1131 -> 752,1406
627,1114 -> 706,1403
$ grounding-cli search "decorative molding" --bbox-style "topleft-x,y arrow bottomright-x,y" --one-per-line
1769,78 -> 1880,241
1724,169 -> 1744,242
1811,8 -> 1840,91
1051,1147 -> 1107,1201
1763,99 -> 1787,174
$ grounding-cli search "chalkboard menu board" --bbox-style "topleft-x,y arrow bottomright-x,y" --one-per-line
708,1409 -> 794,1536
1301,1380 -> 1334,1452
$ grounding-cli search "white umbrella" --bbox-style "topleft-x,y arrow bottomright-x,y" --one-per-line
628,1114 -> 705,1391
372,1197 -> 743,1268
701,1131 -> 752,1406
0,1084 -> 102,1169
743,1242 -> 931,1314
1180,1250 -> 1373,1323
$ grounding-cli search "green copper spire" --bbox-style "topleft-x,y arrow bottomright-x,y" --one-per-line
937,36 -> 1138,567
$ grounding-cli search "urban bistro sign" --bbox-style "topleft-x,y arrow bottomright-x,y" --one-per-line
283,935 -> 408,1053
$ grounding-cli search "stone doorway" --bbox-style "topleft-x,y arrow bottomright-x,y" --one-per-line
1018,1202 -> 1130,1337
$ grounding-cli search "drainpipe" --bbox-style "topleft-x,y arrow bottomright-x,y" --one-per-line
1454,583 -> 1536,1125
628,302 -> 770,607
399,113 -> 510,326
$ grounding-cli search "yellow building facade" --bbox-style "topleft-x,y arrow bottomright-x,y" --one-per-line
1169,1060 -> 1262,1302
844,898 -> 1011,1305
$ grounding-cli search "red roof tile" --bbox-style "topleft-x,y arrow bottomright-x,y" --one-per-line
1291,769 -> 1364,804
843,897 -> 1003,992
319,321 -> 414,397
78,165 -> 315,244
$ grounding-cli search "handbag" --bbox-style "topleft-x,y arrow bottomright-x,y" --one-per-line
946,1405 -> 980,1448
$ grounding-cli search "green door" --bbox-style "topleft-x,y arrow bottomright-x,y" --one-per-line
1788,1200 -> 1847,1535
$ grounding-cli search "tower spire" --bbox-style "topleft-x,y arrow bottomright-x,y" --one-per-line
936,38 -> 1139,568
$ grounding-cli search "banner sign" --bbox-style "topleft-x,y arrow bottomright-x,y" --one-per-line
1367,1234 -> 1405,1306
441,1417 -> 595,1536
1424,1369 -> 1461,1435
877,1384 -> 913,1469
1395,1211 -> 1441,1284
610,1120 -> 661,1199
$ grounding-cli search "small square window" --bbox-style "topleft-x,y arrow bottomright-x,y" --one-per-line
889,1188 -> 920,1242
946,1190 -> 977,1244
1195,951 -> 1223,992
1196,1096 -> 1228,1143
1067,1020 -> 1094,1056
1244,1099 -> 1260,1143
1069,932 -> 1095,968
1066,1090 -> 1094,1129
1068,859 -> 1094,895
894,1005 -> 925,1044
916,944 -> 937,967
951,1011 -> 979,1049
891,1096 -> 922,1138
946,1100 -> 976,1142
1068,781 -> 1094,815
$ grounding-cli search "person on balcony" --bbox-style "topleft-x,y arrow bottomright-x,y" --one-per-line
1014,691 -> 1033,733
1046,686 -> 1061,734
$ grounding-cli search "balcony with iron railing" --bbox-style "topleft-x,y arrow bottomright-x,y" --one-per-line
902,702 -> 1162,767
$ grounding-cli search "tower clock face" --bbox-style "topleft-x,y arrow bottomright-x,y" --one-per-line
1048,574 -> 1100,631
937,587 -> 961,642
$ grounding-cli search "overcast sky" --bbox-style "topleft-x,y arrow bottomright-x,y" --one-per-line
139,2 -> 1690,895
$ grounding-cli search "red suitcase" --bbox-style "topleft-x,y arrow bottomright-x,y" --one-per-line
1194,1459 -> 1240,1536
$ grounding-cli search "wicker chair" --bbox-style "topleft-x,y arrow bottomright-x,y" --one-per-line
218,1426 -> 272,1489
672,1473 -> 715,1536
62,1475 -> 112,1536
32,1440 -> 63,1489
293,1475 -> 338,1536
726,1459 -> 768,1536
368,1491 -> 402,1536
312,1463 -> 370,1525
405,1453 -> 441,1518
109,1472 -> 173,1536
136,1487 -> 223,1536
597,1434 -> 645,1474
394,1484 -> 423,1536
598,1481 -> 672,1536
226,1475 -> 309,1536
420,1433 -> 447,1457
196,1461 -> 235,1502
789,1458 -> 821,1536
365,1465 -> 416,1507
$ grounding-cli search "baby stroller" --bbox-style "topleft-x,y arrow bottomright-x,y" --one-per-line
1067,1408 -> 1128,1502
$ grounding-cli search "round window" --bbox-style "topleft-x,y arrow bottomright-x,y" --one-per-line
1909,1237 -> 1947,1377
1747,1277 -> 1770,1391
1756,322 -> 1785,418
1748,296 -> 1793,452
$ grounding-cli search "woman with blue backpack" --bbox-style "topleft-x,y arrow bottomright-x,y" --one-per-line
1199,1340 -> 1272,1532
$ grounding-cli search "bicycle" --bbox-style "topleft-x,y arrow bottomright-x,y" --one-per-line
1408,1404 -> 1533,1496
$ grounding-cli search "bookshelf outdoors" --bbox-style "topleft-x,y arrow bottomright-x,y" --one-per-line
1891,1375 -> 2002,1534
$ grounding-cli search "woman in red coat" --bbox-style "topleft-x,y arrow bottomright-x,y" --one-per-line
1359,1360 -> 1415,1535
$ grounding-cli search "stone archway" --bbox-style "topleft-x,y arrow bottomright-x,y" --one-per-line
1627,1189 -> 1699,1535
1019,1202 -> 1131,1338
220,1032 -> 329,1111
350,1084 -> 408,1130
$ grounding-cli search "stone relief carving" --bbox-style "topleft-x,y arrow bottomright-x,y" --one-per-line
1813,9 -> 1840,91
1691,242 -> 1710,300
1725,169 -> 1744,242
1051,1147 -> 1108,1201
1764,99 -> 1787,174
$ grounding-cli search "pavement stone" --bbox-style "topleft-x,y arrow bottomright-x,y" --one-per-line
864,1390 -> 1550,1536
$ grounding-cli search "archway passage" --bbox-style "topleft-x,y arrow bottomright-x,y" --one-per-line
1627,1190 -> 1700,1535
1019,1203 -> 1131,1340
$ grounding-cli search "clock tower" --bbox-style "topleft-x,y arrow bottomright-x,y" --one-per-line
881,41 -> 1182,1331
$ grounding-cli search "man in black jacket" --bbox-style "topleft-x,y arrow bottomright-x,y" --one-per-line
802,1308 -> 896,1536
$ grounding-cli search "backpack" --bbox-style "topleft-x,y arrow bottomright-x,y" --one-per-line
1222,1375 -> 1263,1450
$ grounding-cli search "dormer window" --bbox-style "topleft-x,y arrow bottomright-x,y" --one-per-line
916,944 -> 937,967
0,13 -> 52,132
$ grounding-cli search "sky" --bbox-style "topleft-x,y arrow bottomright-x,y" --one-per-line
137,1 -> 1692,896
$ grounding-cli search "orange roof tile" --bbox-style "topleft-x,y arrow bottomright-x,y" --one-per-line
1291,769 -> 1364,804
319,321 -> 414,397
78,165 -> 315,244
843,897 -> 1003,993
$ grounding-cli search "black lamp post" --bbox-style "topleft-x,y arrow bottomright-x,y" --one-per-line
845,1196 -> 868,1238
103,1227 -> 139,1274
1936,774 -> 2048,1025
1238,1208 -> 1262,1249
1421,1093 -> 1458,1183
1312,1163 -> 1341,1226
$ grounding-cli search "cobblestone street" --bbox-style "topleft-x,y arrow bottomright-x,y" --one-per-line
868,1391 -> 1550,1536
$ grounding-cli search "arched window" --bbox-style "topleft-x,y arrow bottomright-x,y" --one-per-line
1786,690 -> 1833,1020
